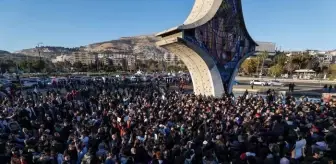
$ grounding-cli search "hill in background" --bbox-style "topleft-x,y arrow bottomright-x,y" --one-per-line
13,35 -> 167,60
0,50 -> 11,56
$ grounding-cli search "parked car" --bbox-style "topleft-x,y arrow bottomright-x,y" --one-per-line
22,79 -> 40,88
267,80 -> 284,86
11,80 -> 22,88
250,80 -> 267,86
0,79 -> 11,84
128,76 -> 137,82
80,76 -> 91,83
43,78 -> 52,86
138,75 -> 152,82
38,78 -> 51,87
0,79 -> 12,88
93,77 -> 103,82
70,76 -> 83,82
48,78 -> 63,85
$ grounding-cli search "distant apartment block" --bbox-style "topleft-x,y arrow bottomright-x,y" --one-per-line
72,52 -> 98,65
307,50 -> 319,55
99,57 -> 111,65
306,50 -> 330,56
317,54 -> 333,64
328,50 -> 336,56
111,58 -> 125,67
163,53 -> 179,64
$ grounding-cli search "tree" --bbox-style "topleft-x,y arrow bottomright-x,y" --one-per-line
88,62 -> 97,72
157,61 -> 165,71
284,55 -> 302,74
240,58 -> 257,75
103,64 -> 115,72
72,61 -> 83,71
148,63 -> 157,72
54,60 -> 72,72
176,60 -> 185,66
32,60 -> 46,72
268,64 -> 283,77
321,65 -> 329,74
73,61 -> 83,69
17,60 -> 46,73
120,59 -> 128,71
179,65 -> 188,72
255,51 -> 268,75
167,65 -> 179,72
328,64 -> 336,75
306,56 -> 320,72
102,59 -> 115,72
148,59 -> 158,65
290,54 -> 312,69
274,54 -> 287,66
284,62 -> 299,75
18,61 -> 29,72
0,60 -> 15,73
256,51 -> 268,63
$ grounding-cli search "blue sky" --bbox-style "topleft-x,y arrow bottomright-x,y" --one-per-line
0,0 -> 335,52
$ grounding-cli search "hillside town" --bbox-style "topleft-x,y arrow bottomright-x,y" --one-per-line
2,38 -> 336,81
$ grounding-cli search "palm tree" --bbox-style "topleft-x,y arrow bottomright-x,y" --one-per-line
255,51 -> 268,76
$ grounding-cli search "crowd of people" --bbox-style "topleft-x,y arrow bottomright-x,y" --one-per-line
0,77 -> 335,164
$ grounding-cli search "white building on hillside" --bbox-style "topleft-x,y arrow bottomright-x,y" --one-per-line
328,50 -> 336,56
317,54 -> 333,65
51,55 -> 73,63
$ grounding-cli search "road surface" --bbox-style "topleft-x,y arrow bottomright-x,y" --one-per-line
235,77 -> 335,87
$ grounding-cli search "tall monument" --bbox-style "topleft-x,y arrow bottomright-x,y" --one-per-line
156,0 -> 257,97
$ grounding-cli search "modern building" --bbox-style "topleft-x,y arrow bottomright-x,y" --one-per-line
285,51 -> 304,57
100,57 -> 112,65
307,50 -> 320,56
111,58 -> 125,67
72,52 -> 98,65
328,50 -> 336,56
317,54 -> 333,65
163,53 -> 179,64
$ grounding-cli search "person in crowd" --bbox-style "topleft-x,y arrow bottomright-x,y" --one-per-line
0,76 -> 335,164
324,84 -> 328,92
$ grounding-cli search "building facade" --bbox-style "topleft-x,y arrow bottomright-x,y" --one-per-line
328,50 -> 336,56
163,53 -> 179,64
317,54 -> 333,64
72,52 -> 98,65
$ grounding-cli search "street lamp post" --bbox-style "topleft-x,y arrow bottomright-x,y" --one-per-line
36,42 -> 43,62
260,57 -> 265,77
